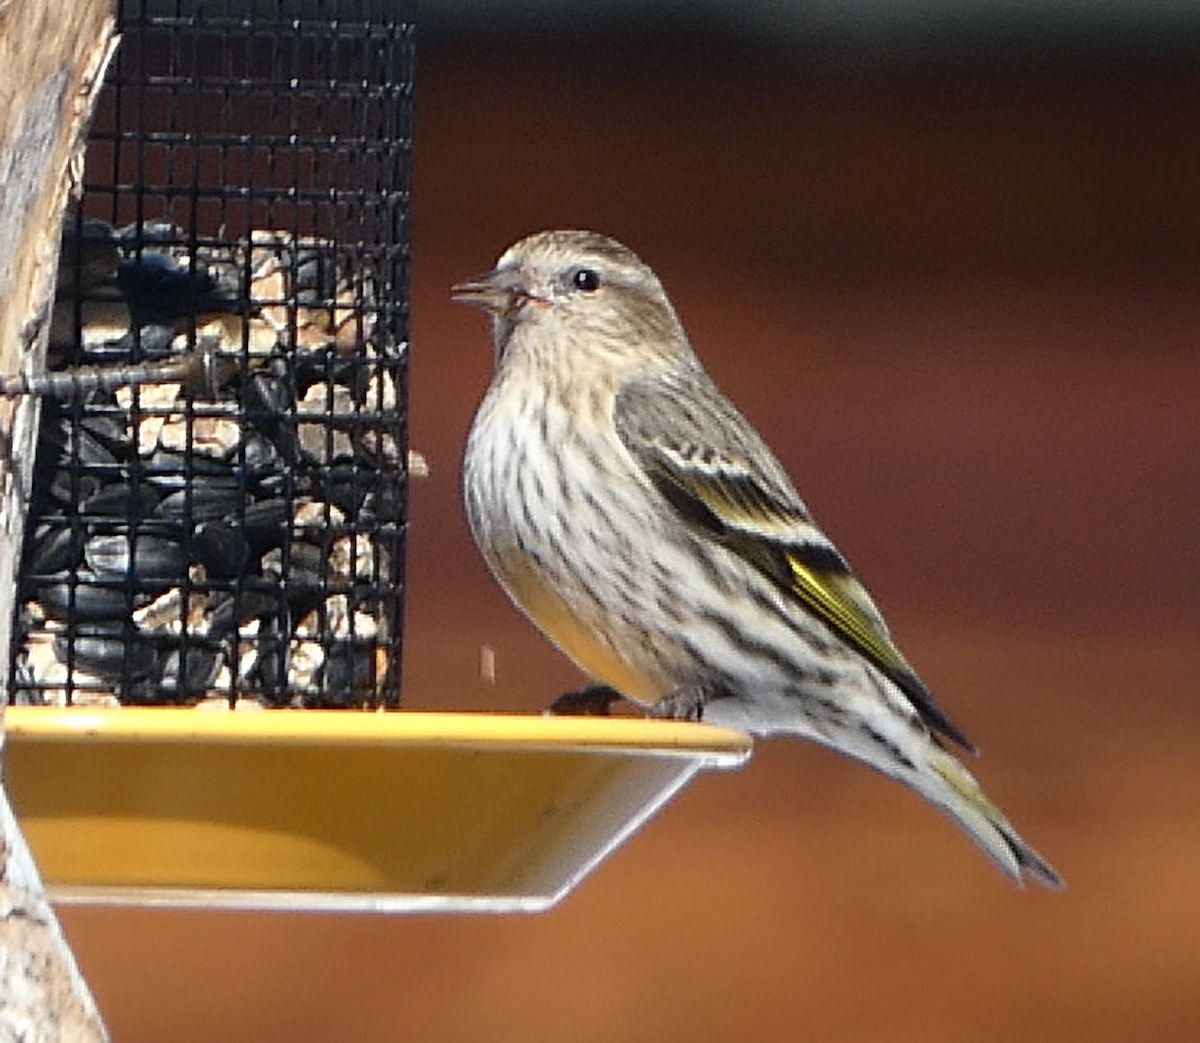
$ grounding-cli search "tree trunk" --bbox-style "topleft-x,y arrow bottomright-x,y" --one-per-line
0,2 -> 116,1038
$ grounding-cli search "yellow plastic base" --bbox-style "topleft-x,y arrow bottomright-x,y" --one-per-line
2,707 -> 751,912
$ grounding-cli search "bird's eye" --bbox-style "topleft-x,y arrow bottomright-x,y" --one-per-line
571,267 -> 601,292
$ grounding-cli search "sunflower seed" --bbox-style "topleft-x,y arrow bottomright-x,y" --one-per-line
191,522 -> 254,578
159,646 -> 223,695
56,627 -> 158,682
79,482 -> 161,519
155,480 -> 242,522
27,525 -> 85,576
35,580 -> 130,623
84,534 -> 185,580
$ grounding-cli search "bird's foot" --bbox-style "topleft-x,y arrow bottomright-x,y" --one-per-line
546,683 -> 628,717
649,681 -> 733,723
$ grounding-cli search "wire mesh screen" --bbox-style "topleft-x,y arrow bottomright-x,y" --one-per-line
10,0 -> 414,708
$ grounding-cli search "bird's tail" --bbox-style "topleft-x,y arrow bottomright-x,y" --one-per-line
920,748 -> 1064,890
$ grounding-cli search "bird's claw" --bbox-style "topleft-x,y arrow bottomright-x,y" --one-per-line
649,685 -> 706,722
649,680 -> 738,722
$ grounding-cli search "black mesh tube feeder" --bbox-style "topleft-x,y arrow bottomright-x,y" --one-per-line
11,0 -> 413,710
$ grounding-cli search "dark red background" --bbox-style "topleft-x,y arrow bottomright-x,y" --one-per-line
60,36 -> 1200,1042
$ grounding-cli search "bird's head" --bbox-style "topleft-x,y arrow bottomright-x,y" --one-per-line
452,230 -> 688,369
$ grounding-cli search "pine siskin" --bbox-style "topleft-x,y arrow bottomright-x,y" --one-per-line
454,230 -> 1062,889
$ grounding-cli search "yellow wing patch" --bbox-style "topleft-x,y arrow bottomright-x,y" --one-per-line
785,555 -> 910,676
678,472 -> 809,539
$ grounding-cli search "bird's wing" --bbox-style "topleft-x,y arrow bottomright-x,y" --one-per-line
614,375 -> 975,753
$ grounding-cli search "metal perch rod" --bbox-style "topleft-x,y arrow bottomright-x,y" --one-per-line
0,335 -> 240,399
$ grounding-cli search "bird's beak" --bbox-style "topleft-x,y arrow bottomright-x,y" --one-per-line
450,266 -> 530,315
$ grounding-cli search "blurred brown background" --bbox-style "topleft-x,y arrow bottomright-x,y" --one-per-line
61,6 -> 1199,1041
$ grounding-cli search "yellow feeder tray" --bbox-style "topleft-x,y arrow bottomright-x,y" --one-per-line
2,707 -> 751,913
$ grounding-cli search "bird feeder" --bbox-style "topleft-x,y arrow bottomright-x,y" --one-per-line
1,0 -> 751,912
11,0 -> 412,710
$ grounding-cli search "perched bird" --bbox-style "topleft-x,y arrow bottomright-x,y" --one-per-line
455,230 -> 1062,889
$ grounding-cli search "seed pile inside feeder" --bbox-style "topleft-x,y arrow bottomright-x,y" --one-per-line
11,217 -> 406,709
